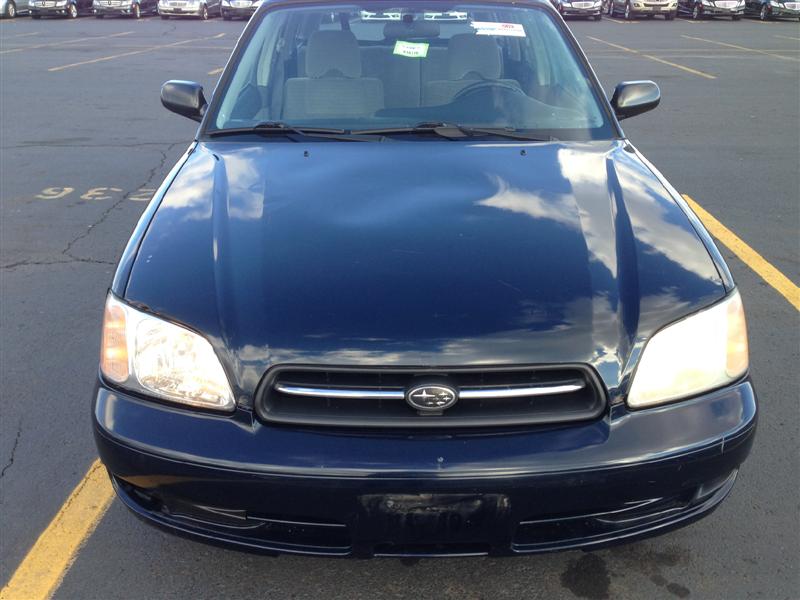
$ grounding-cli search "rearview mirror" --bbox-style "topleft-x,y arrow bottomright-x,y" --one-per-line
611,81 -> 661,120
161,80 -> 207,122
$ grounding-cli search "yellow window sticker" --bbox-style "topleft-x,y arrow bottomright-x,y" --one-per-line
393,40 -> 429,58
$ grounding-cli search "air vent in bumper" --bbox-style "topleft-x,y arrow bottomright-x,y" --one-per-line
256,365 -> 606,428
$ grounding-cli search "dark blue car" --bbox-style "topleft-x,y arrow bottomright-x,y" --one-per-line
94,0 -> 756,557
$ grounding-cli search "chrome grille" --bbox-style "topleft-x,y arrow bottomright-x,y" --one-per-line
256,365 -> 606,428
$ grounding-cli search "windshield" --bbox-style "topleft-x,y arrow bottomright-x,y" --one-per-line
207,2 -> 615,140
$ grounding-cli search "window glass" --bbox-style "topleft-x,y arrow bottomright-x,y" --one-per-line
210,3 -> 614,140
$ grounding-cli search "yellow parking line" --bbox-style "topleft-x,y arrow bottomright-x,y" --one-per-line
0,31 -> 133,56
682,34 -> 800,62
0,460 -> 114,600
683,195 -> 800,311
587,36 -> 716,79
208,67 -> 224,75
48,33 -> 225,72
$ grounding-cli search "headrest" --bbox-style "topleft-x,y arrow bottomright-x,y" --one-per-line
383,20 -> 440,39
447,34 -> 502,80
306,30 -> 361,78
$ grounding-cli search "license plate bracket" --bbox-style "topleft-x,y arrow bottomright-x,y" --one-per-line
358,493 -> 509,544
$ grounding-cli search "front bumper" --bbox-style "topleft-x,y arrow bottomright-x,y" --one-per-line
157,4 -> 200,14
631,4 -> 677,12
768,5 -> 800,16
561,4 -> 602,14
29,5 -> 70,14
220,4 -> 255,16
93,4 -> 136,14
94,379 -> 756,557
700,4 -> 745,14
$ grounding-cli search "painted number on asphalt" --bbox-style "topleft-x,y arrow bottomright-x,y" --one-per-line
33,187 -> 157,202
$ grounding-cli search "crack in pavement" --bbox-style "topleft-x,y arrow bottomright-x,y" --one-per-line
0,421 -> 22,482
3,141 -> 189,150
1,141 -> 186,272
61,140 -> 185,262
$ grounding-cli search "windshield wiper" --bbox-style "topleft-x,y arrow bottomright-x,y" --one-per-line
354,122 -> 556,142
206,122 -> 383,142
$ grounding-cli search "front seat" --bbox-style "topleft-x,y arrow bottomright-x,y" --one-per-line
423,34 -> 518,106
283,30 -> 384,120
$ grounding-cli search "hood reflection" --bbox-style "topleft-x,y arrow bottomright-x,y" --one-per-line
125,140 -> 727,403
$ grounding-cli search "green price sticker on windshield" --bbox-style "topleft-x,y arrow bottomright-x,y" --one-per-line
393,40 -> 429,58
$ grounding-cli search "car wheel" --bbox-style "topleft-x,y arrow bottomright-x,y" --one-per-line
199,3 -> 207,18
759,3 -> 769,18
5,0 -> 17,17
732,13 -> 740,18
131,2 -> 140,17
624,1 -> 633,18
67,2 -> 77,17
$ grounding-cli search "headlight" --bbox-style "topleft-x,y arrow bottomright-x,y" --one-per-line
627,290 -> 748,409
100,294 -> 235,411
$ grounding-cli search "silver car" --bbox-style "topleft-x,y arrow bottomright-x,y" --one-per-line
158,0 -> 220,19
1,0 -> 29,18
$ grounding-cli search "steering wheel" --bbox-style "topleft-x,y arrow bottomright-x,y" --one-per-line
453,80 -> 527,103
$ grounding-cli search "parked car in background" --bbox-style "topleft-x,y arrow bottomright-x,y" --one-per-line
94,0 -> 157,18
221,0 -> 257,20
678,0 -> 744,19
745,0 -> 800,19
605,0 -> 677,18
29,0 -> 91,18
1,0 -> 29,18
551,0 -> 603,19
158,0 -> 219,19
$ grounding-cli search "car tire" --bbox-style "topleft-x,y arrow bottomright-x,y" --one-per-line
67,2 -> 77,17
732,13 -> 740,18
759,3 -> 769,18
624,0 -> 633,18
5,0 -> 17,17
131,2 -> 140,17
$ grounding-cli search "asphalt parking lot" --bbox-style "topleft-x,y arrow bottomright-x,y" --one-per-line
1,11 -> 799,600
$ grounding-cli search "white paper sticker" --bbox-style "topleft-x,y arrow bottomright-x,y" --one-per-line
470,21 -> 526,37
393,40 -> 430,58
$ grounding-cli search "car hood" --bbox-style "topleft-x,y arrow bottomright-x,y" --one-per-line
125,139 -> 726,400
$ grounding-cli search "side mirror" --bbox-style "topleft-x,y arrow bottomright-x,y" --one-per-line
161,80 -> 207,122
610,81 -> 661,120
